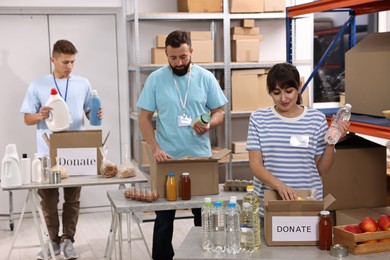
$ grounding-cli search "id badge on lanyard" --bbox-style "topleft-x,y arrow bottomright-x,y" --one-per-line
290,135 -> 310,148
178,114 -> 192,127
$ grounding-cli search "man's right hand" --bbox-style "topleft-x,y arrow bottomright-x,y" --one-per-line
152,146 -> 173,162
38,106 -> 52,121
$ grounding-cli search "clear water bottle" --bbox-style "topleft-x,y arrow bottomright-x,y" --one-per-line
243,185 -> 261,249
201,197 -> 213,251
240,202 -> 255,253
229,196 -> 241,213
226,202 -> 241,254
324,103 -> 352,144
211,201 -> 226,253
89,89 -> 102,126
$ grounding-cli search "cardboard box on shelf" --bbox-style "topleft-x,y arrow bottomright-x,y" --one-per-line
191,40 -> 214,63
231,69 -> 272,111
264,190 -> 335,246
264,0 -> 286,12
231,26 -> 260,35
232,152 -> 249,161
242,19 -> 255,28
47,130 -> 104,176
177,0 -> 222,13
156,35 -> 167,48
151,48 -> 166,64
232,141 -> 247,153
145,144 -> 230,198
322,134 -> 387,211
345,32 -> 390,117
230,0 -> 264,13
231,39 -> 260,62
232,34 -> 263,41
189,31 -> 212,40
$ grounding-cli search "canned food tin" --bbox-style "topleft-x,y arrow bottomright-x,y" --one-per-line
49,170 -> 61,184
330,244 -> 348,257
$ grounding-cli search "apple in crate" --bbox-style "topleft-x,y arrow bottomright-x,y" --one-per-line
359,217 -> 378,232
344,225 -> 362,234
377,215 -> 390,231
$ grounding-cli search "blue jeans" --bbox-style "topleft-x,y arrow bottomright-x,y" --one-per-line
152,208 -> 201,260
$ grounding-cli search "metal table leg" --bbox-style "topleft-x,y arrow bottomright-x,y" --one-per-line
9,191 -> 14,231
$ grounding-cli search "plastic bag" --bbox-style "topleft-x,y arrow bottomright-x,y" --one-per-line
118,144 -> 135,178
100,145 -> 118,178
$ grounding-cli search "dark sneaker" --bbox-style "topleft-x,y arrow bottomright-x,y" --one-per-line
36,241 -> 61,259
61,239 -> 79,260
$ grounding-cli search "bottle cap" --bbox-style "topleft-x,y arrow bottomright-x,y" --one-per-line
204,197 -> 211,203
214,201 -> 222,207
320,210 -> 330,216
182,172 -> 189,176
246,185 -> 254,191
92,89 -> 98,96
345,103 -> 352,109
230,196 -> 237,203
50,88 -> 58,95
22,153 -> 27,158
228,202 -> 236,208
168,172 -> 175,177
200,113 -> 211,124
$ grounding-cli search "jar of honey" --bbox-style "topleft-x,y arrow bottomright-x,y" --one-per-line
319,210 -> 332,250
180,172 -> 191,200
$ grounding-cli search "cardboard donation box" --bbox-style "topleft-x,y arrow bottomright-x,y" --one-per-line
146,144 -> 230,198
48,130 -> 103,176
264,190 -> 335,246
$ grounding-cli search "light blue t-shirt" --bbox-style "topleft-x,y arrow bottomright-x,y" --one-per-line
20,74 -> 92,156
137,64 -> 228,158
246,106 -> 328,217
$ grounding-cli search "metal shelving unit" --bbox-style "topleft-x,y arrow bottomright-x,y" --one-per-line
125,0 -> 288,179
286,0 -> 390,139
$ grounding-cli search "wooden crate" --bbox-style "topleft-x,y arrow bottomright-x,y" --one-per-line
333,225 -> 390,255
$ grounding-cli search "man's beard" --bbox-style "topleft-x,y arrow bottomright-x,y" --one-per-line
170,61 -> 191,76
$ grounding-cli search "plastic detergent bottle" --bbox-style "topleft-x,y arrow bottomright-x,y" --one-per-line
89,89 -> 102,126
45,88 -> 71,132
31,153 -> 43,183
20,153 -> 31,185
1,144 -> 22,188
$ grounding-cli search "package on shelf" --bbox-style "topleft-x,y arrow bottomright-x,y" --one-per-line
151,48 -> 166,64
231,152 -> 248,161
156,35 -> 167,48
230,0 -> 264,13
191,39 -> 214,63
145,144 -> 231,198
44,130 -> 104,176
189,31 -> 212,40
322,134 -> 387,211
264,0 -> 286,13
231,69 -> 271,111
345,32 -> 390,117
264,189 -> 335,246
241,19 -> 255,28
177,0 -> 222,13
232,141 -> 247,153
231,40 -> 260,62
231,26 -> 260,35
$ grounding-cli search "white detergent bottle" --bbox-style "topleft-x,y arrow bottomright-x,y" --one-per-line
1,144 -> 22,188
31,153 -> 42,183
45,88 -> 71,132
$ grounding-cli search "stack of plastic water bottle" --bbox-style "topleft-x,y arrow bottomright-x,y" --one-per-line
201,190 -> 259,254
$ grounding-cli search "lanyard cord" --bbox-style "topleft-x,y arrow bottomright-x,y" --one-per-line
172,64 -> 192,115
52,73 -> 69,102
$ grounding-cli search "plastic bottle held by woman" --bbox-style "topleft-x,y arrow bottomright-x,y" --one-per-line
243,185 -> 261,249
201,197 -> 213,251
89,89 -> 102,126
180,172 -> 191,200
166,172 -> 177,201
240,202 -> 255,253
20,153 -> 31,185
324,103 -> 352,144
31,153 -> 43,183
211,201 -> 226,253
45,88 -> 71,132
319,210 -> 333,250
1,144 -> 22,188
226,201 -> 241,254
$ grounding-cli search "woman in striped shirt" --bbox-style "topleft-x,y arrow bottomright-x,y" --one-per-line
246,63 -> 350,218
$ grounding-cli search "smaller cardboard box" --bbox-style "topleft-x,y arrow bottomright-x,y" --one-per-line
156,35 -> 167,48
189,31 -> 212,40
231,39 -> 260,62
231,26 -> 260,35
230,0 -> 264,13
191,40 -> 214,63
146,144 -> 230,198
151,48 -> 166,64
177,0 -> 222,13
264,0 -> 286,12
241,19 -> 255,28
48,130 -> 103,176
264,190 -> 335,246
232,141 -> 246,153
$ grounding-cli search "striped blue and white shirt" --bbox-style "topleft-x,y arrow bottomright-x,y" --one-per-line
246,106 -> 328,216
